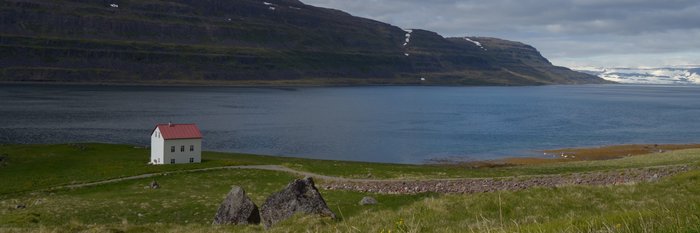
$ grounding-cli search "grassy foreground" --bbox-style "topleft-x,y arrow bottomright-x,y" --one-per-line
1,143 -> 700,232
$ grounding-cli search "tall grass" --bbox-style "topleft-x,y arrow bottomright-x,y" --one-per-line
5,170 -> 699,232
2,144 -> 700,232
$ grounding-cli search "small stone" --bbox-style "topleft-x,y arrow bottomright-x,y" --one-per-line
0,154 -> 7,166
359,196 -> 378,205
149,180 -> 160,189
212,186 -> 261,225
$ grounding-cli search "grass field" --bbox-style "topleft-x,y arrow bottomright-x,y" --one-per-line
1,143 -> 700,232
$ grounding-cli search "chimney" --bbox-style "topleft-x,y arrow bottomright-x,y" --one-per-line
168,121 -> 172,127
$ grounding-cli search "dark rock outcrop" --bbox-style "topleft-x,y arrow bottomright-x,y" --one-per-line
212,186 -> 261,225
359,196 -> 378,205
260,177 -> 336,228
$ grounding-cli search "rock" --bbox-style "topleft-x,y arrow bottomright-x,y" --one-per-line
260,177 -> 336,228
0,154 -> 6,166
149,180 -> 160,189
212,186 -> 261,225
359,196 -> 378,205
69,144 -> 88,151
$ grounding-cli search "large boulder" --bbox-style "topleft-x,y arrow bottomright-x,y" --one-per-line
260,177 -> 336,228
212,186 -> 261,225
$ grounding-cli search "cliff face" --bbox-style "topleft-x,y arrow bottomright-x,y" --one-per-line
0,0 -> 609,85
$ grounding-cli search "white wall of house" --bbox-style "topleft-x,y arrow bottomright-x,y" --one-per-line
150,128 -> 201,165
150,128 -> 165,164
162,139 -> 202,164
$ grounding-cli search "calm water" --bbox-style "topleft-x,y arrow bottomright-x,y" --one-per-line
1,84 -> 700,164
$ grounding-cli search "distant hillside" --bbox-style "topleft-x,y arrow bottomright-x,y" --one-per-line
0,0 -> 608,85
578,66 -> 700,85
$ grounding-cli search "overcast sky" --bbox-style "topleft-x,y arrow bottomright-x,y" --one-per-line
302,0 -> 700,68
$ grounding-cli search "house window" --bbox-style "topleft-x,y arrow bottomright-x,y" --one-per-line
170,146 -> 175,152
190,145 -> 194,151
180,146 -> 185,152
189,157 -> 194,163
170,159 -> 175,164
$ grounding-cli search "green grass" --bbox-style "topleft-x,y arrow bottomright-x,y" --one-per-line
1,166 -> 699,232
1,143 -> 700,232
3,143 -> 700,196
0,168 -> 431,232
0,144 -> 238,195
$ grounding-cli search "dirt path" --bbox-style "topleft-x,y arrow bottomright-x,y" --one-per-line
53,164 -> 693,194
54,165 -> 297,190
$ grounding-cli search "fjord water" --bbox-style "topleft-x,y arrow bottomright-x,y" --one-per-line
1,84 -> 699,164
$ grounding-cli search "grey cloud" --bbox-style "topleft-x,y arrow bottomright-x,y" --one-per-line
301,0 -> 700,66
533,29 -> 700,57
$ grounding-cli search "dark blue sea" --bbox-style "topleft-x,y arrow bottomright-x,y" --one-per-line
1,84 -> 699,164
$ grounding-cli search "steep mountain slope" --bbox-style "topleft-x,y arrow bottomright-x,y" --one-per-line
0,0 -> 608,85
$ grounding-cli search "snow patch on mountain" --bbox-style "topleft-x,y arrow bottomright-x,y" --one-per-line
263,2 -> 276,10
576,66 -> 700,85
464,37 -> 486,50
402,29 -> 413,57
403,29 -> 412,47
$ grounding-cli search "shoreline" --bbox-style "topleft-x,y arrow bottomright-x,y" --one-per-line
0,80 -> 614,88
5,142 -> 700,167
431,143 -> 700,168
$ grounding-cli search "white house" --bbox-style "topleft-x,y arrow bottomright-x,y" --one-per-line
150,123 -> 202,165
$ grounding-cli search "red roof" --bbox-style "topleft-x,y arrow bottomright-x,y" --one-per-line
153,123 -> 202,140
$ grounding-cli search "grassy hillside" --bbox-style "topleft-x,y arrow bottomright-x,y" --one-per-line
1,144 -> 700,232
0,0 -> 608,85
2,143 -> 700,195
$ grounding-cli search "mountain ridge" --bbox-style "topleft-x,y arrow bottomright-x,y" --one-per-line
0,0 -> 609,85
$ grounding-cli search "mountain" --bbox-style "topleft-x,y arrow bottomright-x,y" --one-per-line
577,66 -> 700,85
0,0 -> 607,85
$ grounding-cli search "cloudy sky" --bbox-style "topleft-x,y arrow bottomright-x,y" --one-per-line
302,0 -> 700,68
